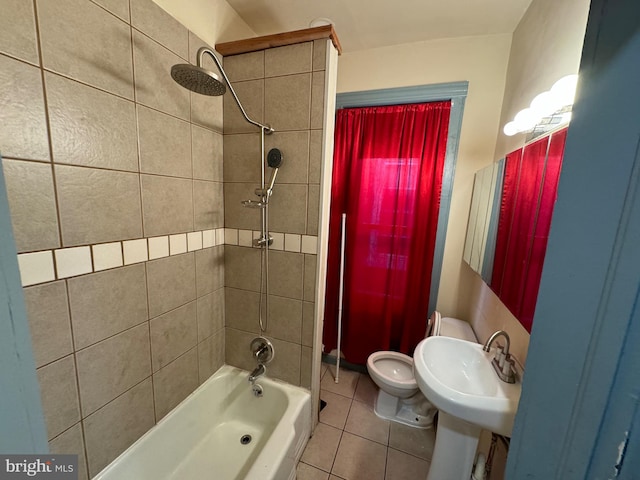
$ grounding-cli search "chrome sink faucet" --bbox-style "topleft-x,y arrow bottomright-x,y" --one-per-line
483,330 -> 517,384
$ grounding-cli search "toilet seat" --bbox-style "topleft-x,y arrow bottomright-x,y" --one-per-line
367,351 -> 418,398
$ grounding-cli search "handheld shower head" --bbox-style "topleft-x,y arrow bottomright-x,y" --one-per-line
266,148 -> 283,192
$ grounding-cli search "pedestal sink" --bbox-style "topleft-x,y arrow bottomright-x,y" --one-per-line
413,336 -> 522,480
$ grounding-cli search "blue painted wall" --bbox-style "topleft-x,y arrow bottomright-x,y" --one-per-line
0,160 -> 48,453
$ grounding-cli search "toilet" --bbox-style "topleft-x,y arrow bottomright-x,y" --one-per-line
366,311 -> 477,428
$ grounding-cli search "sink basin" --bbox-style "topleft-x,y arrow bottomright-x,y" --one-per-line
413,336 -> 521,437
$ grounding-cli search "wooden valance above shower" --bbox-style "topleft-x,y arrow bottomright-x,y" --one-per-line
215,25 -> 342,56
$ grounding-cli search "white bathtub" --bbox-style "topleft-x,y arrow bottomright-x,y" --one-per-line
94,365 -> 312,480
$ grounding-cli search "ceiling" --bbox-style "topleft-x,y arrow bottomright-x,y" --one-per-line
225,0 -> 534,53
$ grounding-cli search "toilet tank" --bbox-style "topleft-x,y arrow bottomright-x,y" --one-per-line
439,317 -> 477,342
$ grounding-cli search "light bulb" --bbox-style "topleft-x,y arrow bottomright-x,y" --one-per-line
551,74 -> 579,107
530,91 -> 561,117
503,121 -> 519,136
514,108 -> 538,132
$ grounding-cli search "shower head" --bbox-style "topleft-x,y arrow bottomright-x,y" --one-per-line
267,148 -> 283,169
170,64 -> 226,96
170,47 -> 273,133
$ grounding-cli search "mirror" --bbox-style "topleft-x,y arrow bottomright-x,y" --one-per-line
464,127 -> 568,332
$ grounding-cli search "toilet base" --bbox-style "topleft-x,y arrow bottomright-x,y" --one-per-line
373,390 -> 436,429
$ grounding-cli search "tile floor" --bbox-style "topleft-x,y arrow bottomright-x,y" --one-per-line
297,363 -> 436,480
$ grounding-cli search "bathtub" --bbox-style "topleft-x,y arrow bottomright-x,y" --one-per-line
94,365 -> 312,480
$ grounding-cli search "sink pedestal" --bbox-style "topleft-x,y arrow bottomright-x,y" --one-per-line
427,412 -> 482,480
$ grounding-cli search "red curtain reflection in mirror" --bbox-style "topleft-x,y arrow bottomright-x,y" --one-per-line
491,128 -> 568,331
323,102 -> 451,364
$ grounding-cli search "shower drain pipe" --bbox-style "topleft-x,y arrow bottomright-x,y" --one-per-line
335,213 -> 347,384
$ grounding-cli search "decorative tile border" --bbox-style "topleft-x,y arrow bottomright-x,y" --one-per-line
17,228 -> 319,287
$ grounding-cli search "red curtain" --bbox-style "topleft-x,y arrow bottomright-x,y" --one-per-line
491,128 -> 568,331
323,102 -> 451,364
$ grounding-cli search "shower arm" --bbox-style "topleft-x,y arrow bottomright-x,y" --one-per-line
197,47 -> 274,134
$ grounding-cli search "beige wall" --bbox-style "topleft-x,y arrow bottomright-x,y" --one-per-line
154,0 -> 255,47
337,34 -> 512,317
0,0 -> 230,476
458,0 -> 591,364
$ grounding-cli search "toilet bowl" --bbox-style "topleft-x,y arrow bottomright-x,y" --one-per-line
366,312 -> 476,428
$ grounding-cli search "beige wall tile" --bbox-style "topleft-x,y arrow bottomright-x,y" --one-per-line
224,50 -> 265,82
76,324 -> 151,415
24,281 -> 73,368
92,0 -> 130,22
83,378 -> 155,477
0,0 -> 39,64
311,72 -> 326,129
195,246 -> 224,296
302,301 -> 315,347
196,288 -> 224,341
68,264 -> 148,349
133,30 -> 189,119
141,174 -> 193,237
268,250 -> 304,299
153,347 -> 199,420
304,254 -> 317,302
268,183 -> 308,234
192,125 -> 223,181
265,43 -> 313,77
137,105 -> 191,177
224,327 -> 256,372
194,180 -> 224,230
37,0 -> 134,99
2,159 -> 60,252
223,133 -> 261,183
223,182 -> 262,231
309,130 -> 322,184
268,337 -> 301,385
55,165 -> 143,246
224,246 -> 261,292
312,39 -> 328,72
307,184 -> 320,235
301,346 -> 312,389
146,252 -> 196,317
265,130 -> 310,183
198,329 -> 224,383
225,287 -> 260,333
49,423 -> 88,480
0,55 -> 49,160
131,0 -> 188,59
265,74 -> 311,131
223,79 -> 264,134
46,73 -> 138,171
150,301 -> 197,371
37,355 -> 81,440
265,295 -> 302,343
188,33 -> 223,132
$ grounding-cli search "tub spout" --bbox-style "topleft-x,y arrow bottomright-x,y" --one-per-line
248,364 -> 266,384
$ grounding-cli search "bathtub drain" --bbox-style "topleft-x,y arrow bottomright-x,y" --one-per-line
240,434 -> 252,445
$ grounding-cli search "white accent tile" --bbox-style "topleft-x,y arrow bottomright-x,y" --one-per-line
202,229 -> 215,248
123,239 -> 148,265
187,231 -> 203,251
284,233 -> 301,253
252,230 -> 261,248
148,236 -> 169,260
224,228 -> 238,245
238,229 -> 253,247
169,234 -> 187,255
215,228 -> 224,246
270,232 -> 284,250
92,242 -> 123,271
301,235 -> 318,254
17,251 -> 55,286
55,247 -> 93,279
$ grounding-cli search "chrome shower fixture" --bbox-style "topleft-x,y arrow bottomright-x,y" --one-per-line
170,47 -> 273,134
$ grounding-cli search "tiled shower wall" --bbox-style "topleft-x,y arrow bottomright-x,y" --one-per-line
0,0 -> 225,477
222,40 -> 329,388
